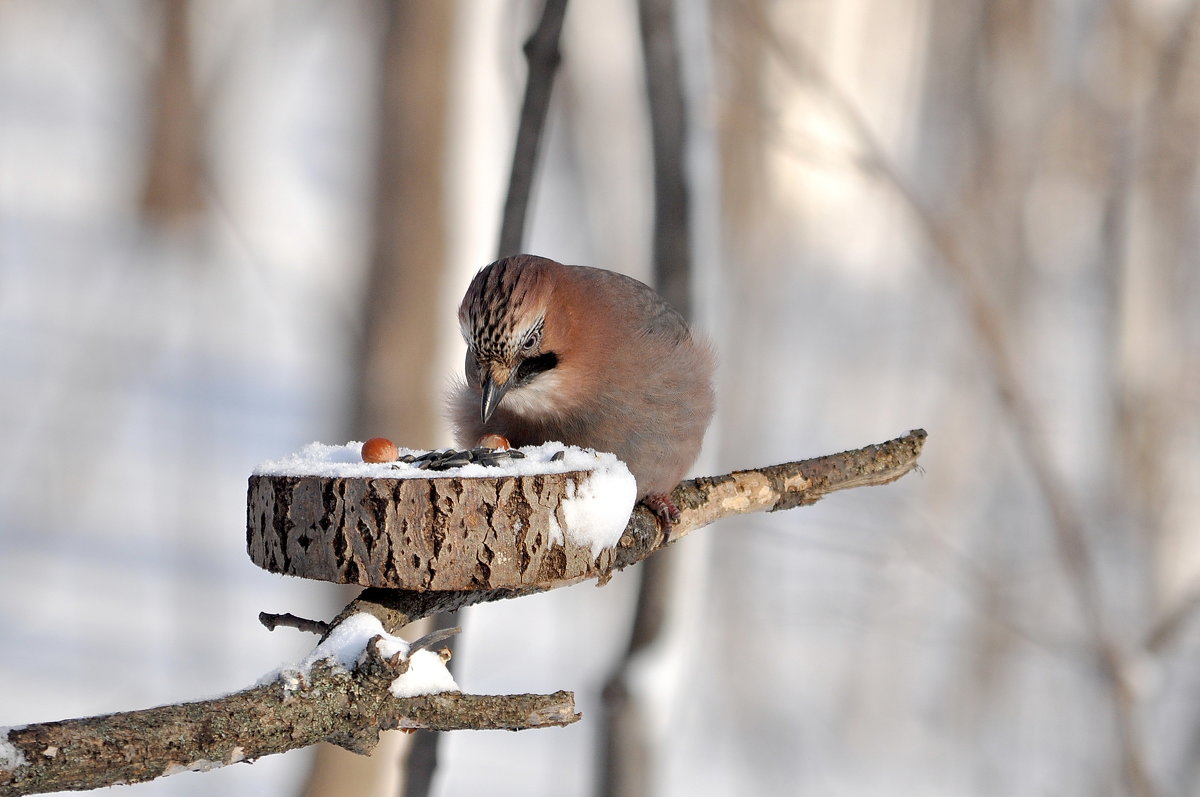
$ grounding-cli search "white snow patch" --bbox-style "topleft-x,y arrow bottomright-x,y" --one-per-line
390,649 -> 460,698
560,467 -> 639,556
1,730 -> 27,770
296,612 -> 392,673
254,441 -> 637,554
272,613 -> 458,698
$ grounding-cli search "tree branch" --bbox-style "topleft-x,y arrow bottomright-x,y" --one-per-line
0,637 -> 577,797
332,429 -> 927,634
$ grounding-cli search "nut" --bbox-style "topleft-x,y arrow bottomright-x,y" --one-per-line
361,437 -> 399,463
477,434 -> 511,450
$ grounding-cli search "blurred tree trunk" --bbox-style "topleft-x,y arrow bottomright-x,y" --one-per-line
409,0 -> 571,793
597,1 -> 691,796
140,0 -> 206,227
353,2 -> 456,450
713,0 -> 769,247
642,0 -> 691,318
300,3 -> 455,797
497,0 -> 570,257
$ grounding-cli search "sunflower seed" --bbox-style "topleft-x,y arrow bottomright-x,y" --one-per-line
439,453 -> 473,468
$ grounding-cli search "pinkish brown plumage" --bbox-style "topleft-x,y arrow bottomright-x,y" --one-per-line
450,254 -> 715,522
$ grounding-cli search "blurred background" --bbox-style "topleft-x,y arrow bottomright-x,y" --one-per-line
1,0 -> 1198,795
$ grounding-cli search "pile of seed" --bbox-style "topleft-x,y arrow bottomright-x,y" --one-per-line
396,447 -> 528,471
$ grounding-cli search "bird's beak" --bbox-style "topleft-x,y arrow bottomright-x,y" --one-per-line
480,365 -> 513,423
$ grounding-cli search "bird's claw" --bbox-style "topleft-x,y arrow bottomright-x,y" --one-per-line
642,493 -> 681,526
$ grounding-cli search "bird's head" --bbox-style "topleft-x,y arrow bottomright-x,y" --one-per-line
458,255 -> 568,423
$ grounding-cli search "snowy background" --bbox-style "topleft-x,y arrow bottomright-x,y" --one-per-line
2,2 -> 1199,796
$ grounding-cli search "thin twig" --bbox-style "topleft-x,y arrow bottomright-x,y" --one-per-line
258,611 -> 331,636
1146,585 -> 1200,654
406,626 -> 462,654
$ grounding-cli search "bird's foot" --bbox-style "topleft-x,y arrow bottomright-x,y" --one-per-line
642,493 -> 681,526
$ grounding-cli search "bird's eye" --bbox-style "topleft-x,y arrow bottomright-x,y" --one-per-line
522,331 -> 539,351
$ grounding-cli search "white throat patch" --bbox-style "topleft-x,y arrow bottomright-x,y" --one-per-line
502,371 -> 564,418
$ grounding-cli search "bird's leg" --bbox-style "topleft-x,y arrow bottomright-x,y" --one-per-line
642,493 -> 681,526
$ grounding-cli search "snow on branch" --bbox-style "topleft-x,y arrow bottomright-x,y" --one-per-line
0,626 -> 577,797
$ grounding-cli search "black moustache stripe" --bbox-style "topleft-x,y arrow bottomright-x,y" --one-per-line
514,352 -> 558,385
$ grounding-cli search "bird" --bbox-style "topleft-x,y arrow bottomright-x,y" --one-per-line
450,254 -> 715,524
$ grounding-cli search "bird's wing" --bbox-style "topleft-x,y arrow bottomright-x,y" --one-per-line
573,265 -> 691,341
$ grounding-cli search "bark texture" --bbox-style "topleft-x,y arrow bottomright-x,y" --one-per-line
247,471 -> 613,590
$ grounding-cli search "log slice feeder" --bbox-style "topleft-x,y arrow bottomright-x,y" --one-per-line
246,443 -> 637,591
